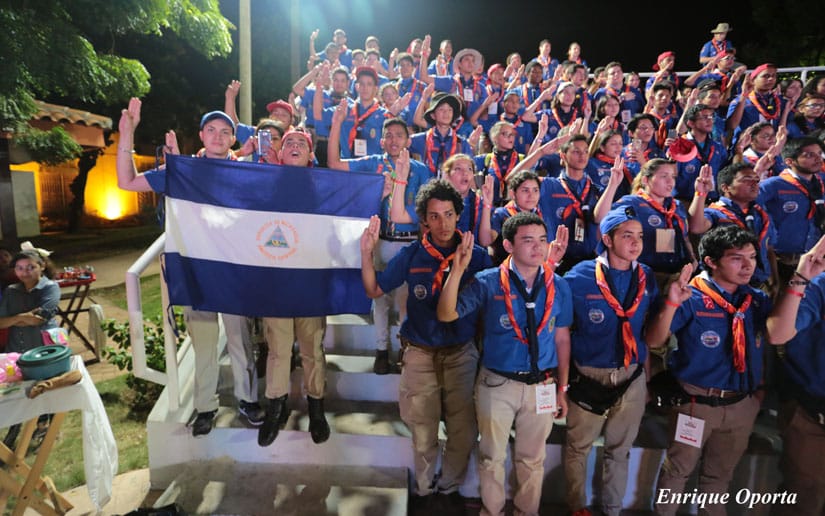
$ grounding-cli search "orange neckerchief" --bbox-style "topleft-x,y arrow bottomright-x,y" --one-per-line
560,175 -> 593,220
748,91 -> 781,121
708,200 -> 770,245
347,101 -> 382,151
689,276 -> 752,373
595,259 -> 647,367
424,127 -> 458,175
420,231 -> 460,293
779,171 -> 817,219
636,189 -> 685,234
499,256 -> 555,346
489,150 -> 519,197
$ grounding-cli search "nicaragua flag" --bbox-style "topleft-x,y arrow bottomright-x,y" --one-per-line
162,155 -> 383,317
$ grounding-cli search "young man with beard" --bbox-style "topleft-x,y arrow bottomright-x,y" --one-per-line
758,136 -> 825,284
361,180 -> 492,513
116,100 -> 265,435
328,106 -> 429,374
563,207 -> 659,516
646,226 -> 769,516
437,211 -> 570,516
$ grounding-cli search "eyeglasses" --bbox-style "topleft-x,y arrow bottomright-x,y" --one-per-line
798,151 -> 824,160
803,103 -> 825,110
695,115 -> 715,120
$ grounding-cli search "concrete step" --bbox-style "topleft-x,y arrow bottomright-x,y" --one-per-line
152,458 -> 408,515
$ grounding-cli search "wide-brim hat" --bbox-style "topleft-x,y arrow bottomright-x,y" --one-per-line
424,92 -> 464,126
711,22 -> 732,34
668,137 -> 698,163
454,48 -> 483,74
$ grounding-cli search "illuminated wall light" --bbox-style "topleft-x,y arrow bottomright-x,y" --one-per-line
101,195 -> 125,220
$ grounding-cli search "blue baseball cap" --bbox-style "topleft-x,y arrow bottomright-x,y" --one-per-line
199,111 -> 236,134
596,206 -> 638,254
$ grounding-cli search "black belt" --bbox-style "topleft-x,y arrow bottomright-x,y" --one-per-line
400,336 -> 466,356
380,231 -> 418,242
488,368 -> 556,385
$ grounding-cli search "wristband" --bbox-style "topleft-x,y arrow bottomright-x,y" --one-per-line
694,191 -> 707,197
788,279 -> 809,287
793,270 -> 811,283
665,299 -> 681,308
785,288 -> 804,298
561,384 -> 570,393
393,179 -> 408,185
484,204 -> 493,210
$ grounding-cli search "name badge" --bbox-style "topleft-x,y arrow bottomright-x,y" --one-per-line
574,218 -> 586,243
655,228 -> 676,253
488,102 -> 498,115
354,138 -> 368,157
463,88 -> 474,102
674,412 -> 704,448
536,383 -> 557,414
621,109 -> 632,123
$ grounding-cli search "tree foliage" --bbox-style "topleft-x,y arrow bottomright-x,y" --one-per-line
0,0 -> 234,160
744,0 -> 825,67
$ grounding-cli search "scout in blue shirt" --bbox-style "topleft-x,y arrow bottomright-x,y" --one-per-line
594,62 -> 645,121
694,163 -> 777,287
479,170 -> 541,265
437,212 -> 571,516
699,23 -> 734,64
393,53 -> 426,128
408,92 -> 473,176
647,226 -> 769,515
361,179 -> 491,506
563,208 -> 658,516
474,121 -> 525,206
758,136 -> 825,283
767,235 -> 825,516
674,104 -> 728,201
726,64 -> 789,145
328,114 -> 429,374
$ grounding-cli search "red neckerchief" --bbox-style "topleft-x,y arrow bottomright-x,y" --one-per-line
551,106 -> 578,128
347,101 -> 382,150
595,259 -> 647,367
454,74 -> 481,100
779,171 -> 817,219
636,189 -> 686,233
500,113 -> 523,128
748,91 -> 781,121
595,152 -> 632,185
420,231 -> 460,294
559,175 -> 592,220
522,83 -> 540,108
709,200 -> 770,245
711,39 -> 726,55
537,54 -> 552,70
499,255 -> 556,346
503,200 -> 542,219
649,102 -> 677,124
437,55 -> 452,75
689,276 -> 752,373
691,136 -> 716,165
489,150 -> 519,197
606,84 -> 631,98
424,127 -> 458,174
195,149 -> 237,160
398,78 -> 424,98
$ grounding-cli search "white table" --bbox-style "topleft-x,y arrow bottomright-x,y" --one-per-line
0,356 -> 118,514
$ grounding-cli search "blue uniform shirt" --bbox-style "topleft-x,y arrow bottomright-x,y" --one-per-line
346,154 -> 429,234
323,99 -> 389,159
564,259 -> 658,368
704,197 -> 776,284
433,74 -> 488,137
455,265 -> 572,373
785,273 -> 825,398
668,273 -> 770,392
538,173 -> 602,261
726,92 -> 786,144
473,151 -> 524,206
612,194 -> 691,273
674,135 -> 728,200
408,128 -> 472,176
758,172 -> 825,254
377,238 -> 491,347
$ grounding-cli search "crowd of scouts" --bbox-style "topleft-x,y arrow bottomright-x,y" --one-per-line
113,20 -> 825,516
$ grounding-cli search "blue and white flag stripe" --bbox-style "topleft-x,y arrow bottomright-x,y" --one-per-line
163,155 -> 383,317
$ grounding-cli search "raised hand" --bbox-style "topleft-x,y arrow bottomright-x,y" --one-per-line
395,148 -> 410,182
666,264 -> 694,306
360,215 -> 381,255
469,125 -> 483,150
547,225 -> 568,266
225,80 -> 241,101
332,98 -> 348,126
164,130 -> 180,156
694,164 -> 713,196
118,97 -> 142,136
609,155 -> 626,187
795,234 -> 825,282
481,173 -> 494,202
453,231 -> 475,272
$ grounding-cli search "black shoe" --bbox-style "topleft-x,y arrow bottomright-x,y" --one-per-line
307,396 -> 330,444
192,410 -> 217,437
258,395 -> 288,447
373,349 -> 390,375
432,491 -> 465,514
238,400 -> 265,426
409,494 -> 434,515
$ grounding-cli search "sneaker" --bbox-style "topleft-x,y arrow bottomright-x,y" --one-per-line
192,410 -> 217,437
238,400 -> 265,426
373,349 -> 390,375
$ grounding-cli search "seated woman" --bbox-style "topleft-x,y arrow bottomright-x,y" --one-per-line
0,249 -> 60,448
0,249 -> 60,353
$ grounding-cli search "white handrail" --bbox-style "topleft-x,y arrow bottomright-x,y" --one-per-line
125,233 -> 187,411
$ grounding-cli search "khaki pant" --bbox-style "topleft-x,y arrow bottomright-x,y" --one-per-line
655,385 -> 761,516
184,308 -> 220,413
262,317 -> 326,399
776,400 -> 825,516
476,367 -> 555,516
564,364 -> 646,516
399,341 -> 478,496
373,239 -> 409,351
221,314 -> 258,403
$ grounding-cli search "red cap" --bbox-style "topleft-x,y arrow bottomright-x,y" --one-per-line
652,51 -> 675,71
487,63 -> 504,77
750,63 -> 775,80
354,66 -> 380,84
266,99 -> 294,117
668,137 -> 698,163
